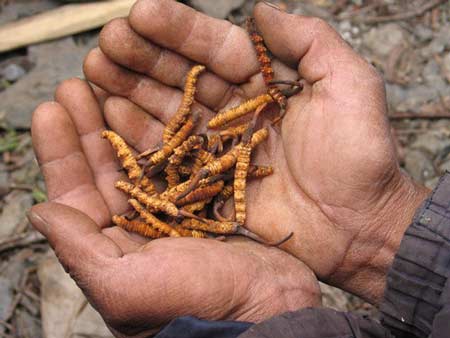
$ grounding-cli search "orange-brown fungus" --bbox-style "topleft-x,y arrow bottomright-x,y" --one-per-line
103,62 -> 293,246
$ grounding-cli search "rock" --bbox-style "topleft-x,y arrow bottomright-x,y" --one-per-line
0,277 -> 13,334
411,133 -> 450,156
188,0 -> 245,18
338,20 -> 352,32
423,59 -> 440,84
1,64 -> 26,82
15,309 -> 42,338
425,176 -> 440,190
439,159 -> 450,172
10,151 -> 40,184
0,163 -> 10,197
396,85 -> 439,113
386,83 -> 408,109
422,59 -> 449,95
1,250 -> 31,286
362,24 -> 409,57
413,25 -> 433,43
320,283 -> 350,311
72,304 -> 113,338
0,0 -> 59,25
38,253 -> 113,338
292,2 -> 332,19
404,149 -> 436,183
0,36 -> 96,129
0,191 -> 33,237
442,52 -> 450,83
422,25 -> 450,57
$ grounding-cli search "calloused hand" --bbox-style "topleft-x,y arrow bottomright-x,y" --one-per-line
84,0 -> 430,304
29,78 -> 321,338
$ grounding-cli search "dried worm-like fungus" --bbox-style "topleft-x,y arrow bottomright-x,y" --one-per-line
103,57 -> 293,245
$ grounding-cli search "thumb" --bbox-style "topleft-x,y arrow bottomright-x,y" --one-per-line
27,202 -> 122,277
254,2 -> 364,84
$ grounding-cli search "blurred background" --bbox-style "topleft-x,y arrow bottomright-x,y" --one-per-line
0,0 -> 449,337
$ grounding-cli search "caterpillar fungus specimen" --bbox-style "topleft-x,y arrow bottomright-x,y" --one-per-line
146,112 -> 199,167
112,215 -> 164,239
178,127 -> 269,200
101,131 -> 156,195
234,143 -> 252,225
103,62 -> 294,245
162,65 -> 205,143
165,135 -> 204,188
246,17 -> 303,124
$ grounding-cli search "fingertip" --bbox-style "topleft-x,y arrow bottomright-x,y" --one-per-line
32,101 -> 64,128
30,201 -> 122,257
129,0 -> 161,35
254,4 -> 349,82
103,96 -> 163,152
99,18 -> 129,56
83,47 -> 102,78
54,77 -> 86,103
27,203 -> 51,236
32,101 -> 80,164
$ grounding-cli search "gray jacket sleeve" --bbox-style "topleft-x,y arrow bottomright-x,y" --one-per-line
380,172 -> 450,338
239,173 -> 450,338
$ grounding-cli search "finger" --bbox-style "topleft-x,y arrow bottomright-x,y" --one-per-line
31,102 -> 111,227
97,23 -> 297,114
254,3 -> 375,84
28,203 -> 122,278
129,0 -> 259,84
104,96 -> 164,152
84,48 -> 214,124
55,78 -> 129,216
91,83 -> 110,111
99,18 -> 233,111
102,226 -> 144,254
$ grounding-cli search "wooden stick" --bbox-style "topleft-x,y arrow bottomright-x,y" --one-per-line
0,0 -> 135,53
357,0 -> 446,24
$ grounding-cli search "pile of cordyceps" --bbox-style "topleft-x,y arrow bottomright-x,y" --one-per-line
101,18 -> 302,245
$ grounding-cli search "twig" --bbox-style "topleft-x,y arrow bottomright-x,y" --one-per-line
8,184 -> 33,192
0,231 -> 45,254
3,268 -> 30,322
0,320 -> 14,332
389,111 -> 450,120
357,0 -> 447,24
337,2 -> 385,21
0,0 -> 135,53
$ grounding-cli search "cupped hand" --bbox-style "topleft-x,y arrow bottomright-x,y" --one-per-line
29,79 -> 321,338
84,0 -> 430,303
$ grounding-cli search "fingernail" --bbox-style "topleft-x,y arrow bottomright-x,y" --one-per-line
27,210 -> 50,233
262,1 -> 282,11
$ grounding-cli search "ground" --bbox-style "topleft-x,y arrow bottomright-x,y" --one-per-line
0,0 -> 449,337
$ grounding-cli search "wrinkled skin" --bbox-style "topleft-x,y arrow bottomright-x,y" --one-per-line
86,0 -> 428,302
29,3 -> 326,337
29,1 -> 430,336
30,79 -> 321,337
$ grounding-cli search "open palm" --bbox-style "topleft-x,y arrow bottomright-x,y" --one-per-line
30,77 -> 320,337
82,0 -> 428,303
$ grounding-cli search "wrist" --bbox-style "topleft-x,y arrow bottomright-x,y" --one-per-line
330,172 -> 430,304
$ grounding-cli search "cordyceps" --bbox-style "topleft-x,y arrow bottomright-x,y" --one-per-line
103,24 -> 299,245
246,16 -> 303,124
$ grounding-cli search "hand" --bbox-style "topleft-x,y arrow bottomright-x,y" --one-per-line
85,0 -> 430,304
29,79 -> 321,338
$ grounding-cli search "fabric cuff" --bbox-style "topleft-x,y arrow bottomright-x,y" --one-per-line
380,172 -> 450,338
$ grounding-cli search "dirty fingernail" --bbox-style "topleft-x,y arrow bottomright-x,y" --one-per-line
27,210 -> 50,233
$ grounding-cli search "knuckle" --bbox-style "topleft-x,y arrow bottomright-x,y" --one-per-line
309,17 -> 332,33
